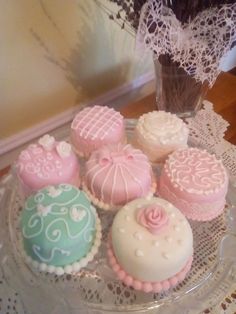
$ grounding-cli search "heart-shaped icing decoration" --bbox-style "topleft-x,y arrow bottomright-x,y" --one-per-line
70,207 -> 86,222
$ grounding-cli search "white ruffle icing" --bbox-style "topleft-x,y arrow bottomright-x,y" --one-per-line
136,0 -> 236,87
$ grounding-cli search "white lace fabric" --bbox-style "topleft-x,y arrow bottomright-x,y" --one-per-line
186,100 -> 236,183
137,0 -> 236,87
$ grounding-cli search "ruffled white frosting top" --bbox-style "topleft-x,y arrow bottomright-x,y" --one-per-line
134,111 -> 189,162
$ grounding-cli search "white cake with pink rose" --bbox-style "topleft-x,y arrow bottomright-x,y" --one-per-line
108,197 -> 193,293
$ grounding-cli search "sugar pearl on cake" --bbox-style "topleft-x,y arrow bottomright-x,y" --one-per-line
153,240 -> 159,247
56,267 -> 64,276
125,215 -> 131,221
48,265 -> 55,273
174,225 -> 180,232
65,265 -> 73,274
165,236 -> 173,243
133,232 -> 143,240
118,228 -> 125,233
72,262 -> 81,272
162,252 -> 170,259
39,263 -> 47,272
135,249 -> 144,257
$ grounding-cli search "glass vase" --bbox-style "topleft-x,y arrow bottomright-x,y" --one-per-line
154,56 -> 209,118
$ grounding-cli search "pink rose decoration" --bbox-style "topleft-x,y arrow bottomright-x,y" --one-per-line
137,205 -> 169,234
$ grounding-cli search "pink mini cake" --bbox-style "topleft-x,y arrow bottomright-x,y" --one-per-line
15,134 -> 80,197
70,105 -> 126,158
83,144 -> 156,210
158,148 -> 228,221
108,197 -> 193,293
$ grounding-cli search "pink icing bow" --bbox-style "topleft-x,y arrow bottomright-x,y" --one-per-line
98,146 -> 134,166
137,204 -> 169,234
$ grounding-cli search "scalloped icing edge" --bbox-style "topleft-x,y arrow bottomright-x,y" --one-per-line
107,237 -> 193,293
82,180 -> 157,211
23,213 -> 102,276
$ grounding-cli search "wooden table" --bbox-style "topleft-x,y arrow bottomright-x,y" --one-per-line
121,71 -> 236,145
0,71 -> 236,179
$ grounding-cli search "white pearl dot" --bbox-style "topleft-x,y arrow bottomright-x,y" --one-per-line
165,236 -> 173,243
162,252 -> 170,260
65,265 -> 72,274
118,228 -> 125,233
133,232 -> 143,240
135,249 -> 144,257
125,215 -> 131,221
153,240 -> 159,247
174,225 -> 180,232
72,262 -> 81,272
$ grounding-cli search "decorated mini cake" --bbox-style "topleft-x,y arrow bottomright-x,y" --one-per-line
108,197 -> 193,293
83,144 -> 156,210
158,148 -> 228,221
70,105 -> 126,158
21,184 -> 101,275
133,111 -> 189,162
15,134 -> 80,197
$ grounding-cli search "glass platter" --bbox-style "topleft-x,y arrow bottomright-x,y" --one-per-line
0,119 -> 236,314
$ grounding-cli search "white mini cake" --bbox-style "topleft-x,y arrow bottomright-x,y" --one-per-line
133,111 -> 189,162
108,197 -> 193,293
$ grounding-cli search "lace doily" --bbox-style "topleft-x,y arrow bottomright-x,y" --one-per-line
186,100 -> 236,184
137,0 -> 236,87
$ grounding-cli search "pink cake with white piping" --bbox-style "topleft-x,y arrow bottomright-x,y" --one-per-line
15,135 -> 80,197
83,144 -> 156,210
70,105 -> 126,158
158,148 -> 228,221
108,197 -> 193,293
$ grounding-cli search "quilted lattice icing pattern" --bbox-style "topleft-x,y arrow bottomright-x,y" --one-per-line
137,0 -> 236,86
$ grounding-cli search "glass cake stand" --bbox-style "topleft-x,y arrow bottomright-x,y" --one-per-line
0,120 -> 236,314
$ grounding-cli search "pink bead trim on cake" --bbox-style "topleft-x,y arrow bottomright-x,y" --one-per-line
107,238 -> 193,293
82,181 -> 157,211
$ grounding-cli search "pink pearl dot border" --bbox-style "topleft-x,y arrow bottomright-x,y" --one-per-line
107,237 -> 193,293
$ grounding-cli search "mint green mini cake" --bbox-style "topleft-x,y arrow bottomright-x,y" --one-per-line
21,184 -> 101,275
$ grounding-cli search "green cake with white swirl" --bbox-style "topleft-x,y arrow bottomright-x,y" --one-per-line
20,184 -> 101,275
